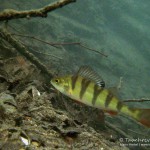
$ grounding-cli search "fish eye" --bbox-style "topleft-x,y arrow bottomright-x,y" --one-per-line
55,79 -> 59,83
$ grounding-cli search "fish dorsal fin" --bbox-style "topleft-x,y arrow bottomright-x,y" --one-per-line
76,66 -> 105,87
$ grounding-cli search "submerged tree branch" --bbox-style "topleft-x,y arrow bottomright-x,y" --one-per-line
0,0 -> 76,21
11,33 -> 108,57
123,98 -> 150,103
0,28 -> 53,79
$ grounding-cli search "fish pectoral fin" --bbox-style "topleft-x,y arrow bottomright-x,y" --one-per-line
73,99 -> 83,105
103,109 -> 118,116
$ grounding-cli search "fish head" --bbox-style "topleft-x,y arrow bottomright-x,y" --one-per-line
51,75 -> 71,95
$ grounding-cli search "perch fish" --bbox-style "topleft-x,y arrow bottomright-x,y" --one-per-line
51,66 -> 150,128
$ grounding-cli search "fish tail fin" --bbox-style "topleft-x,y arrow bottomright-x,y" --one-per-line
129,108 -> 150,128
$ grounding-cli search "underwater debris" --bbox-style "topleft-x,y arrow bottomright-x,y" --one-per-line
0,28 -> 53,79
20,131 -> 31,146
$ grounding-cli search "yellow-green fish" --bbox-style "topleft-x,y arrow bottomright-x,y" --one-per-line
51,66 -> 150,128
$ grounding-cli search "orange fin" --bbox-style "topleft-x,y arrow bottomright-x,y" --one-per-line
136,109 -> 150,128
74,99 -> 83,105
104,110 -> 118,116
99,111 -> 105,123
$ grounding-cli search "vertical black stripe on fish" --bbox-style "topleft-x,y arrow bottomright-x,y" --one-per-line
105,92 -> 113,108
128,108 -> 138,113
116,101 -> 123,112
79,78 -> 90,100
71,75 -> 78,90
92,84 -> 103,106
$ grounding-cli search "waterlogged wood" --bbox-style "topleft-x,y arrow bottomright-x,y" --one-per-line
0,0 -> 76,21
0,28 -> 53,79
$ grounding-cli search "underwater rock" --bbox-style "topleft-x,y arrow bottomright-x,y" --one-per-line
0,93 -> 17,114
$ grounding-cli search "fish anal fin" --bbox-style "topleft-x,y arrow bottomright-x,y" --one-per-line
104,110 -> 118,116
73,99 -> 83,105
136,109 -> 150,128
139,119 -> 150,128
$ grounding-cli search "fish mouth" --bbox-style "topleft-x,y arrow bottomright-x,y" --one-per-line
50,79 -> 53,85
50,79 -> 55,87
50,79 -> 53,84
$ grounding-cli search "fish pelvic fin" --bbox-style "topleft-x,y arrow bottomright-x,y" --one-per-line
129,108 -> 150,128
103,110 -> 118,116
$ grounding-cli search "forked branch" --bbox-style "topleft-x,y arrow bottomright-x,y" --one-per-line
11,33 -> 108,57
0,0 -> 76,21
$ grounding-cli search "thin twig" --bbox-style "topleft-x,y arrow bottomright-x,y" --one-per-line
11,33 -> 108,57
11,33 -> 59,48
78,43 -> 108,57
123,98 -> 150,103
0,0 -> 76,21
117,77 -> 123,90
9,32 -> 62,60
53,42 -> 108,57
30,48 -> 63,60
